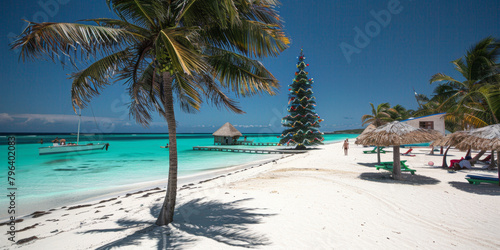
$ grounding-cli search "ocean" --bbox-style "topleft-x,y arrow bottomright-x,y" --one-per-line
0,133 -> 358,218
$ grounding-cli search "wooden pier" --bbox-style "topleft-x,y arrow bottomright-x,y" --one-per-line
240,141 -> 279,146
193,146 -> 306,154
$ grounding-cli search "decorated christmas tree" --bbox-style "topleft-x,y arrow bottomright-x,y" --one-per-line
279,49 -> 324,150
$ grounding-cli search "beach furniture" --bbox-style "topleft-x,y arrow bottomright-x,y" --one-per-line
465,174 -> 499,185
363,146 -> 386,154
479,154 -> 491,162
400,148 -> 415,157
449,158 -> 463,168
375,160 -> 416,175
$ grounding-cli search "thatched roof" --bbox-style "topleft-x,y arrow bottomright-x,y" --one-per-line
455,124 -> 500,151
212,122 -> 242,137
355,121 -> 443,146
359,124 -> 376,137
431,131 -> 468,147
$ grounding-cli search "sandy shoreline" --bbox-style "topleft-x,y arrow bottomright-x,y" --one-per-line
2,141 -> 500,249
0,153 -> 283,221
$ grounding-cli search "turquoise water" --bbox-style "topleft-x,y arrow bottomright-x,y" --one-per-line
0,133 -> 357,218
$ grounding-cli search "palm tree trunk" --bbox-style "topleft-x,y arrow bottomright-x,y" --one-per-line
489,150 -> 496,169
392,146 -> 402,180
441,145 -> 451,168
377,147 -> 381,164
497,151 -> 500,186
156,72 -> 178,226
471,150 -> 486,163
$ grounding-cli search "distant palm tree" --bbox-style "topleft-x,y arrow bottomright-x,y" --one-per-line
361,103 -> 396,127
430,36 -> 500,128
11,0 -> 289,225
390,104 -> 413,120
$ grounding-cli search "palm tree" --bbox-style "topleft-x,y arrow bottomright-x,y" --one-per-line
11,0 -> 289,226
361,103 -> 396,127
390,104 -> 413,120
361,102 -> 396,163
430,36 -> 500,128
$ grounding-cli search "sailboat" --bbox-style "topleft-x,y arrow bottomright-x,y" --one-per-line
38,107 -> 109,155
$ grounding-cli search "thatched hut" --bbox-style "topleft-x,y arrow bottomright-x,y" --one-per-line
212,122 -> 242,145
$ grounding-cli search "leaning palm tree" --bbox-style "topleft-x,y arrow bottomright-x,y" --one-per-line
430,36 -> 500,128
11,0 -> 289,226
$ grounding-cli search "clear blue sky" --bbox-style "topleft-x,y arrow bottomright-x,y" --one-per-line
1,0 -> 499,133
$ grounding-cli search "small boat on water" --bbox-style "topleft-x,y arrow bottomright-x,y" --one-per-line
39,143 -> 109,155
39,105 -> 109,155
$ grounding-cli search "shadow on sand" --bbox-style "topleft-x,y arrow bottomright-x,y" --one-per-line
356,162 -> 378,168
88,198 -> 273,249
449,181 -> 500,196
358,172 -> 440,185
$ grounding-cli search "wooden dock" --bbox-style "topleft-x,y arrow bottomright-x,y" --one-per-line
240,141 -> 279,146
193,146 -> 306,154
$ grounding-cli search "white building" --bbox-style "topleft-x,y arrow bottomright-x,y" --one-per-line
401,113 -> 446,135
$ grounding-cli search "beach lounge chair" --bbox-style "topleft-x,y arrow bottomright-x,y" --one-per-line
363,146 -> 386,154
479,154 -> 491,162
465,174 -> 499,185
375,160 -> 416,175
400,148 -> 415,157
449,158 -> 463,168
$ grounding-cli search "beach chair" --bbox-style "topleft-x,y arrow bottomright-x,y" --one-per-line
363,146 -> 386,154
465,174 -> 499,185
449,158 -> 463,168
479,154 -> 491,162
400,148 -> 415,157
375,160 -> 416,175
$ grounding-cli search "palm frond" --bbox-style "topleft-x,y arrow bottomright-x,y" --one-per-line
128,80 -> 155,126
430,73 -> 463,86
171,74 -> 202,113
197,73 -> 244,114
208,49 -> 279,96
106,0 -> 161,28
84,18 -> 151,37
70,49 -> 133,111
157,26 -> 209,75
11,21 -> 139,64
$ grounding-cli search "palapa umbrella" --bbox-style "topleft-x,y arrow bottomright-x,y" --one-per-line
357,124 -> 377,139
356,121 -> 443,180
356,124 -> 384,162
431,131 -> 469,168
455,124 -> 500,151
455,124 -> 500,184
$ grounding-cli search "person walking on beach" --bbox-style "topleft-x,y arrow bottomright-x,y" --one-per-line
342,139 -> 349,156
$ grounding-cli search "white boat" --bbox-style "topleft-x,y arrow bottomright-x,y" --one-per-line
38,106 -> 109,155
39,143 -> 108,155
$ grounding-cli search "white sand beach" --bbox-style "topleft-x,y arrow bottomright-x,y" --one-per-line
2,141 -> 500,249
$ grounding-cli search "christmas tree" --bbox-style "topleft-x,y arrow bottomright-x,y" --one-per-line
279,49 -> 324,150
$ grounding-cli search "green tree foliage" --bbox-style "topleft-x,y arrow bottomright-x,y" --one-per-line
361,103 -> 397,127
430,36 -> 500,129
11,0 -> 289,225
